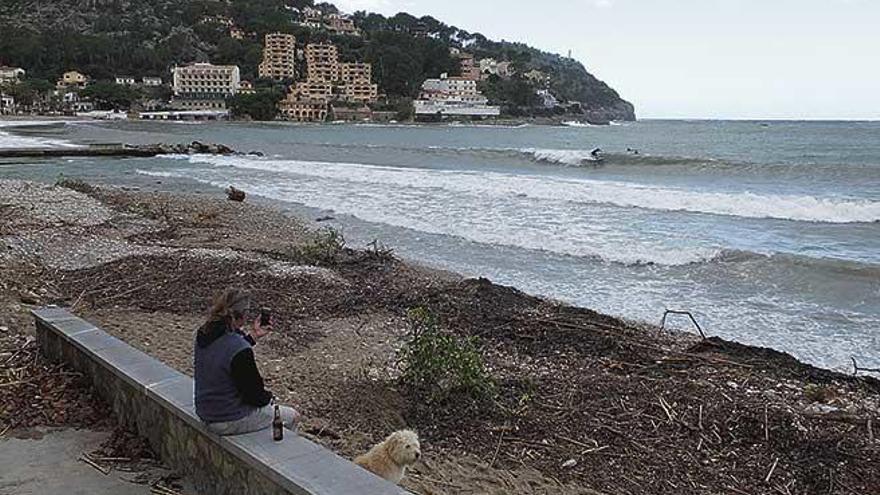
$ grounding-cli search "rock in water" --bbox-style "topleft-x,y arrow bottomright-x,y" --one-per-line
226,186 -> 246,202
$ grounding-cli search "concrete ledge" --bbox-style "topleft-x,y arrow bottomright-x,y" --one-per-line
33,307 -> 410,495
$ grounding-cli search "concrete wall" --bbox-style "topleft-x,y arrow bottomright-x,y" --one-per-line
33,307 -> 409,495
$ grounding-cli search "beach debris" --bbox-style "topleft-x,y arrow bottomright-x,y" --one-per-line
226,186 -> 246,202
80,453 -> 112,475
660,309 -> 707,339
851,357 -> 880,376
315,216 -> 335,222
561,459 -> 577,468
18,290 -> 40,305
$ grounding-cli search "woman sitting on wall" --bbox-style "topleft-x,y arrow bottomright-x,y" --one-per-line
194,288 -> 300,435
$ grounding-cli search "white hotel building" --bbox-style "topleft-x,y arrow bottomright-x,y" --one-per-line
171,63 -> 240,110
414,73 -> 500,117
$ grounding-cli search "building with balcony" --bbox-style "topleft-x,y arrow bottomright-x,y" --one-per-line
453,51 -> 481,81
171,63 -> 240,97
57,70 -> 88,89
278,93 -> 327,122
258,33 -> 296,80
338,62 -> 371,85
325,14 -> 358,35
414,73 -> 500,118
305,44 -> 339,83
293,81 -> 333,100
339,82 -> 378,104
171,63 -> 239,111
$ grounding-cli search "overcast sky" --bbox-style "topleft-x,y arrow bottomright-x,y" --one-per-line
334,0 -> 880,120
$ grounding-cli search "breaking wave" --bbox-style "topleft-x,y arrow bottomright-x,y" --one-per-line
180,155 -> 880,224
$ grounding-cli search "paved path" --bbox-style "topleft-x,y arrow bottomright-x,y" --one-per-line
0,427 -> 193,495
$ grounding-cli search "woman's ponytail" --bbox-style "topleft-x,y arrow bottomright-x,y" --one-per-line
205,288 -> 251,328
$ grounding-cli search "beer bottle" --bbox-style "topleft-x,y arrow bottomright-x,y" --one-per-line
273,405 -> 284,441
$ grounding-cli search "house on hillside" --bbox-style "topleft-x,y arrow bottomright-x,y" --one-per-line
115,76 -> 136,85
142,76 -> 163,86
57,70 -> 88,89
0,93 -> 15,115
0,66 -> 25,85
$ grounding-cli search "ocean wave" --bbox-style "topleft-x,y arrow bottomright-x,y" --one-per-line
289,141 -> 716,168
135,166 -> 720,266
135,169 -> 186,178
0,119 -> 80,149
181,155 -> 880,224
712,249 -> 880,278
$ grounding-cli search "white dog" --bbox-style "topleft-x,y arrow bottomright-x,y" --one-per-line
355,430 -> 421,484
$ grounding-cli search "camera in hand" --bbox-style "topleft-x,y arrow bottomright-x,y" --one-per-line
260,307 -> 272,326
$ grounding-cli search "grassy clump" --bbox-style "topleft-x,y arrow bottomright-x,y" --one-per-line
293,227 -> 346,265
55,176 -> 96,195
399,307 -> 495,405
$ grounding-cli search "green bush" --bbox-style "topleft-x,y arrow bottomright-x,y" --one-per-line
293,226 -> 346,264
399,307 -> 495,404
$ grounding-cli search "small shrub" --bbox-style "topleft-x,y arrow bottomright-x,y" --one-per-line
55,176 -> 96,195
399,307 -> 495,405
804,383 -> 838,404
293,227 -> 346,264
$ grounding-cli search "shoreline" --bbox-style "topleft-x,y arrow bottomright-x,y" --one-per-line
1,178 -> 878,494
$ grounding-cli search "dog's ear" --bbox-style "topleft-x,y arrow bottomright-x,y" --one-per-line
387,431 -> 403,450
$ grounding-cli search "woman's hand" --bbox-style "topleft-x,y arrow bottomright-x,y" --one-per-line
250,317 -> 272,341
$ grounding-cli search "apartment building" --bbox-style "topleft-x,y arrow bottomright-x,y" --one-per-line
294,81 -> 333,100
171,63 -> 240,97
339,82 -> 378,104
115,76 -> 135,85
305,44 -> 339,82
278,93 -> 327,122
454,51 -> 481,81
258,33 -> 296,80
142,76 -> 163,86
338,62 -> 371,85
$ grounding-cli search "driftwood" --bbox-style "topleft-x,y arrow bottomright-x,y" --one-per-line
226,186 -> 246,202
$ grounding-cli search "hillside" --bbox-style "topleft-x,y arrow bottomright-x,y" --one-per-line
0,0 -> 635,121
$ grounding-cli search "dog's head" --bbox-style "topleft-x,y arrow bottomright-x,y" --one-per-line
386,430 -> 421,466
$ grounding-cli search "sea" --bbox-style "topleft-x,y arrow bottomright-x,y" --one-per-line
1,118 -> 878,373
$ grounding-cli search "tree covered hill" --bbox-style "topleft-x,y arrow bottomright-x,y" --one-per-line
0,0 -> 635,121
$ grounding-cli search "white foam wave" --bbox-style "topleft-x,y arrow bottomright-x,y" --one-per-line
185,156 -> 880,224
0,120 -> 79,148
521,148 -> 602,166
561,121 -> 596,128
135,169 -> 185,178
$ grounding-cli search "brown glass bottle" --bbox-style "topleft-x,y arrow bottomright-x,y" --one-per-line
272,405 -> 284,441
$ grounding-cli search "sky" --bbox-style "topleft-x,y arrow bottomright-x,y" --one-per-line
333,0 -> 880,120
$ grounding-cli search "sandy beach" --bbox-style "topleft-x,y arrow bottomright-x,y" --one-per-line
1,178 -> 878,495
